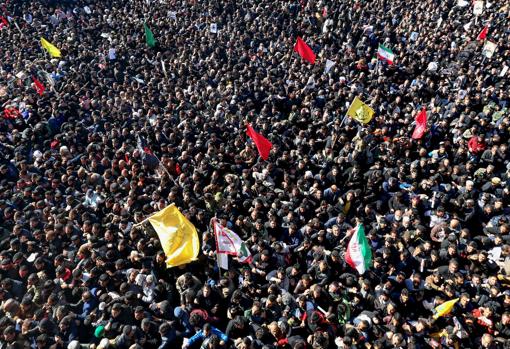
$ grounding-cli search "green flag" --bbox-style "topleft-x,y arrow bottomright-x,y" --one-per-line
144,22 -> 156,48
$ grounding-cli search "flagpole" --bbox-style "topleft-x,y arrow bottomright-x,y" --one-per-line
216,220 -> 223,280
286,44 -> 294,72
151,150 -> 177,186
132,203 -> 175,228
131,214 -> 153,228
35,40 -> 60,99
338,99 -> 354,128
161,59 -> 168,79
481,55 -> 486,66
330,133 -> 338,151
12,19 -> 23,37
211,217 -> 225,279
36,65 -> 60,99
338,115 -> 348,128
74,81 -> 90,95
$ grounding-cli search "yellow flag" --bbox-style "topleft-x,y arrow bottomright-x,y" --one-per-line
346,97 -> 375,124
433,298 -> 459,319
148,204 -> 200,268
40,37 -> 62,58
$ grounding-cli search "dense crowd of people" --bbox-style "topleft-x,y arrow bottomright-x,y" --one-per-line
1,0 -> 510,348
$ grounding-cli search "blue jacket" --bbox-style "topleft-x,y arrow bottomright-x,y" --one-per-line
81,297 -> 98,318
187,327 -> 228,347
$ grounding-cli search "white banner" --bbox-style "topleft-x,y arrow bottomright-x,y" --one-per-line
324,59 -> 336,74
473,1 -> 484,15
482,40 -> 497,58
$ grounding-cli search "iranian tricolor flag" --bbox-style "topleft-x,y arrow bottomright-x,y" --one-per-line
345,224 -> 372,274
377,44 -> 395,65
213,220 -> 252,269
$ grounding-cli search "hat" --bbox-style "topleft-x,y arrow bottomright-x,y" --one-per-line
1,258 -> 11,265
97,338 -> 110,349
68,341 -> 81,349
174,306 -> 186,319
491,177 -> 502,185
94,325 -> 105,338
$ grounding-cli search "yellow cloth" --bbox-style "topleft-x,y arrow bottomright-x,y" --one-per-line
148,205 -> 200,268
433,298 -> 459,319
40,37 -> 62,58
343,201 -> 351,215
346,97 -> 375,124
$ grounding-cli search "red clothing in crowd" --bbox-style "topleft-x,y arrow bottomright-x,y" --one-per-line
468,136 -> 485,154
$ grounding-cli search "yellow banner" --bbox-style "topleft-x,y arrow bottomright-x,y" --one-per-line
433,298 -> 459,319
346,97 -> 375,124
40,37 -> 62,58
148,204 -> 200,268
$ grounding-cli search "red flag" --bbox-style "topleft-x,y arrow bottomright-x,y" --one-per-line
3,108 -> 20,119
477,25 -> 488,41
0,16 -> 8,29
32,76 -> 45,96
293,37 -> 316,64
50,140 -> 59,149
246,124 -> 273,161
412,107 -> 427,139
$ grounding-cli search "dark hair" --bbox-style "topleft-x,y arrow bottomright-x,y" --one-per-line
208,334 -> 219,347
122,325 -> 132,336
159,322 -> 170,335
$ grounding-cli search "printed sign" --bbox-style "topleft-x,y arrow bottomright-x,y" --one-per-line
473,1 -> 484,15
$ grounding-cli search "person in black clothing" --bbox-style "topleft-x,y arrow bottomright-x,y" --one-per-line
0,0 -> 509,348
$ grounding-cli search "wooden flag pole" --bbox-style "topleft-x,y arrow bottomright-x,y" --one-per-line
338,114 -> 348,128
12,19 -> 24,37
74,82 -> 90,95
132,203 -> 175,228
338,99 -> 355,128
36,65 -> 61,99
161,59 -> 168,79
153,151 -> 176,185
